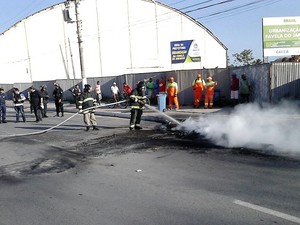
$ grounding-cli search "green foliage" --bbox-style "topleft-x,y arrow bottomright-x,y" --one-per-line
231,49 -> 262,67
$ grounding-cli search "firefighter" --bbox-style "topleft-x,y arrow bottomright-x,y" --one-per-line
78,84 -> 99,131
70,84 -> 81,109
192,73 -> 206,108
204,76 -> 217,109
166,76 -> 179,110
40,85 -> 49,118
129,81 -> 146,130
29,86 -> 43,122
52,83 -> 64,117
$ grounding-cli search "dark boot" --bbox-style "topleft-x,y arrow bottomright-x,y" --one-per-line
86,126 -> 90,131
92,126 -> 99,130
134,125 -> 142,130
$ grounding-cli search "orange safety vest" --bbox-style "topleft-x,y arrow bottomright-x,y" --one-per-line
167,82 -> 178,96
205,81 -> 217,94
192,79 -> 205,91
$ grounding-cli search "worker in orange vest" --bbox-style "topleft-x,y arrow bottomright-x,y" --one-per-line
166,76 -> 179,110
192,73 -> 206,108
204,76 -> 217,109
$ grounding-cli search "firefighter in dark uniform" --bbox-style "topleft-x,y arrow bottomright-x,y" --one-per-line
52,83 -> 64,117
29,87 -> 43,122
129,81 -> 147,130
40,85 -> 49,118
78,84 -> 99,131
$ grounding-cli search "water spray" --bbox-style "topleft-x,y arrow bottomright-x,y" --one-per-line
145,104 -> 181,126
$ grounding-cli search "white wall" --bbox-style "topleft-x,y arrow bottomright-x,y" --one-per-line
0,0 -> 227,84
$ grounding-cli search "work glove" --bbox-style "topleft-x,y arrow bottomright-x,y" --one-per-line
138,100 -> 145,106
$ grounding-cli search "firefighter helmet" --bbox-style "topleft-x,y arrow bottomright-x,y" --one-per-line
84,84 -> 91,91
137,81 -> 144,89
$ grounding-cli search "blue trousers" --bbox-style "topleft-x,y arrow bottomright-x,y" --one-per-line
0,104 -> 6,122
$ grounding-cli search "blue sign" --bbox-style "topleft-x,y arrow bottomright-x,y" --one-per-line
170,40 -> 201,64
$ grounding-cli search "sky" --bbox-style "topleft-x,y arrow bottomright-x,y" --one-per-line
0,0 -> 299,63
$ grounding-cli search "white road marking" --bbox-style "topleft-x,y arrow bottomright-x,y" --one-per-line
234,199 -> 300,224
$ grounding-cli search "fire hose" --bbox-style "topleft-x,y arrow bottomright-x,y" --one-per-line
0,100 -> 127,139
0,99 -> 181,139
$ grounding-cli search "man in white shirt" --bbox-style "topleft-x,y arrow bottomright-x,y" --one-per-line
111,82 -> 120,101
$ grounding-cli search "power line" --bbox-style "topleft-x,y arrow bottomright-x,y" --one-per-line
197,0 -> 283,22
168,0 -> 189,6
184,0 -> 236,14
178,0 -> 215,10
81,0 -> 284,41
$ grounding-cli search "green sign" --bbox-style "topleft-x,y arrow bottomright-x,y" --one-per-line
263,17 -> 300,56
263,25 -> 300,48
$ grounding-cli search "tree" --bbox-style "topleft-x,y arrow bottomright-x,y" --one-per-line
231,49 -> 262,67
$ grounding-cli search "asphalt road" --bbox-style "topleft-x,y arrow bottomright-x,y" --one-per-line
0,106 -> 299,225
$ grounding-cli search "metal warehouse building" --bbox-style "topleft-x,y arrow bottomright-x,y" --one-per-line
0,0 -> 227,84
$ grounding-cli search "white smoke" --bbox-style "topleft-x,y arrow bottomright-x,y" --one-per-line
179,101 -> 300,154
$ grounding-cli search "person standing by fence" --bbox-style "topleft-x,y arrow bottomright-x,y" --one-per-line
71,84 -> 81,109
94,81 -> 102,105
239,74 -> 251,103
204,76 -> 217,109
146,77 -> 155,103
166,76 -> 179,111
122,82 -> 132,96
12,88 -> 26,122
230,74 -> 239,106
192,73 -> 206,108
158,77 -> 166,93
111,82 -> 120,102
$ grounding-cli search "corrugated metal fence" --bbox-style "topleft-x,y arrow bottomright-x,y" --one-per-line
270,63 -> 300,103
1,63 -> 299,106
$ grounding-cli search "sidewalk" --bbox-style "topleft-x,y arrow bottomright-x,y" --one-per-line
61,101 -> 233,124
5,101 -> 233,124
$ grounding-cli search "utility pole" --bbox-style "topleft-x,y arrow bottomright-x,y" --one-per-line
73,0 -> 86,86
65,0 -> 86,85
